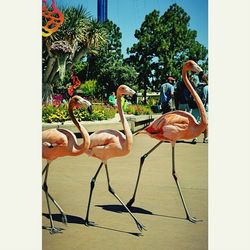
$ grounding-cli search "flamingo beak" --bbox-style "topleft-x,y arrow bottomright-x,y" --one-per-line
195,65 -> 203,73
128,89 -> 136,97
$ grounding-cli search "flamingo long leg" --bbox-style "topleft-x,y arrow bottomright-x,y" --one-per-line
42,164 -> 49,175
127,141 -> 163,207
42,163 -> 63,233
42,162 -> 67,224
104,164 -> 146,232
171,144 -> 201,223
46,193 -> 67,224
84,162 -> 103,226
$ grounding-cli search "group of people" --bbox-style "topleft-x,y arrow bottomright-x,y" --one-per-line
159,73 -> 208,144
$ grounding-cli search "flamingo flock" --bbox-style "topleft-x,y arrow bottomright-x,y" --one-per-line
42,60 -> 207,234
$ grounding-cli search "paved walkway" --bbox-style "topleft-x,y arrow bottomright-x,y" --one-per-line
42,134 -> 208,250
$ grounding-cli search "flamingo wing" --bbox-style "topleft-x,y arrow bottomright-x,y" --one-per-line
87,130 -> 126,160
42,128 -> 78,160
145,111 -> 196,141
42,128 -> 69,147
146,112 -> 189,132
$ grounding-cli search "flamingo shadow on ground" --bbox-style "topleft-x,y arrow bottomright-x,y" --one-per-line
154,140 -> 199,145
96,204 -> 186,221
43,213 -> 85,224
42,213 -> 143,237
95,204 -> 152,214
171,140 -> 197,144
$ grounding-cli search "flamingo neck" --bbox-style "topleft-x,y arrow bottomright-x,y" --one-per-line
68,104 -> 90,154
117,95 -> 133,151
182,68 -> 207,131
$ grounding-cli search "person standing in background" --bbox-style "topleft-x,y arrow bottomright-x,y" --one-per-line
174,80 -> 190,112
159,76 -> 175,114
188,73 -> 208,144
108,92 -> 117,107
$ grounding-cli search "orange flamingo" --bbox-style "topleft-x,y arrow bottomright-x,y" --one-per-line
42,96 -> 92,234
84,85 -> 146,233
127,60 -> 208,223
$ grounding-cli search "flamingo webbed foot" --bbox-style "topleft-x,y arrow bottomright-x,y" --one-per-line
84,220 -> 96,227
187,216 -> 202,223
49,227 -> 63,234
135,220 -> 146,232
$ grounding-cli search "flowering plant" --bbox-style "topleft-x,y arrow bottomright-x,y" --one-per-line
126,105 -> 153,115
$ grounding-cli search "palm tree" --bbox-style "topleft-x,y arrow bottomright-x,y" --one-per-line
42,6 -> 107,103
74,20 -> 107,67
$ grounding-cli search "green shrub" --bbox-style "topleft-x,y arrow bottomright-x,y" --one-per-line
42,102 -> 152,123
126,104 -> 153,115
79,80 -> 97,96
147,97 -> 159,106
42,103 -> 117,123
94,104 -> 117,119
42,104 -> 69,123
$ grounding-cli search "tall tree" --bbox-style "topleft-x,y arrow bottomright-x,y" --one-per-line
42,6 -> 107,103
85,20 -> 123,80
79,20 -> 137,99
126,4 -> 208,103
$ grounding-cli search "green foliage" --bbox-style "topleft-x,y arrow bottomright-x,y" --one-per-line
147,97 -> 158,106
42,104 -> 69,123
42,103 -> 117,123
80,20 -> 138,98
96,61 -> 137,97
126,3 -> 208,100
126,105 -> 153,115
42,102 -> 154,122
94,104 -> 117,119
42,6 -> 108,103
73,104 -> 117,121
72,61 -> 88,75
79,80 -> 97,96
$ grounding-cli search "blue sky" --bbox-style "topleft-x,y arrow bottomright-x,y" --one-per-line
51,0 -> 208,56
57,0 -> 208,56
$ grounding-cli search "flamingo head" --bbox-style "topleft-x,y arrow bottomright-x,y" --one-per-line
116,84 -> 136,97
70,95 -> 92,114
184,60 -> 203,74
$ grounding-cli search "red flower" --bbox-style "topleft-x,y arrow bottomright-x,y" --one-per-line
68,86 -> 74,96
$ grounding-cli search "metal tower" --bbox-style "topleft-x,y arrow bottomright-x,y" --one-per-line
97,0 -> 107,22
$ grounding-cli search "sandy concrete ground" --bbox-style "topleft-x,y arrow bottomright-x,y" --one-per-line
42,134 -> 208,250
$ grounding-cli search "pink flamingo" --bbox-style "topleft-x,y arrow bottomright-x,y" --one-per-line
42,96 -> 92,234
84,85 -> 146,233
127,60 -> 208,223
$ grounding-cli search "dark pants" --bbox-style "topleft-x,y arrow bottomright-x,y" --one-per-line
161,102 -> 171,114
